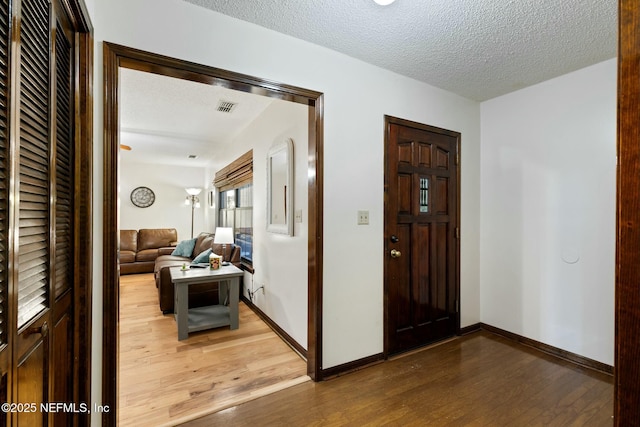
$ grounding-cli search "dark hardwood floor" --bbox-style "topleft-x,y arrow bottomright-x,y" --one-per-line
181,331 -> 613,426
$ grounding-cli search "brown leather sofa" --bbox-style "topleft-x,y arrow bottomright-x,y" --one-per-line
154,232 -> 241,313
120,228 -> 178,275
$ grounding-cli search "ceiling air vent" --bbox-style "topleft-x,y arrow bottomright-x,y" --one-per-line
217,100 -> 237,113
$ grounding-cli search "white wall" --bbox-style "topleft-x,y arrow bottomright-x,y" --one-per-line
120,160 -> 209,240
213,100 -> 309,348
480,59 -> 616,365
89,0 -> 482,402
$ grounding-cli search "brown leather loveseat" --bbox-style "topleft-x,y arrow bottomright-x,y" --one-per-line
154,232 -> 241,313
119,228 -> 178,275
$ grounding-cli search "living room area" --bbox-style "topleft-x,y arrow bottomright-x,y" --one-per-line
117,67 -> 311,425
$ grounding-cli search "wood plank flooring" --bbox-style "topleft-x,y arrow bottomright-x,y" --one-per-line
118,273 -> 308,427
181,331 -> 614,426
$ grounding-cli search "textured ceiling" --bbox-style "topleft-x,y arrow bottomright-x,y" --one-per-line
120,68 -> 274,166
183,0 -> 617,101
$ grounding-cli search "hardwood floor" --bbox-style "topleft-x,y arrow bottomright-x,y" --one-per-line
181,331 -> 613,426
118,273 -> 308,426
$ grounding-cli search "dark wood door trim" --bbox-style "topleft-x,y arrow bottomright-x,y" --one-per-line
102,42 -> 324,425
73,28 -> 94,424
383,115 -> 461,357
616,0 -> 640,423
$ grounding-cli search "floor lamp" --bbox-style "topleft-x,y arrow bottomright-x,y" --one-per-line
185,187 -> 202,238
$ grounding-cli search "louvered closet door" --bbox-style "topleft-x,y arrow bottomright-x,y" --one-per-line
0,0 -> 10,418
49,8 -> 75,425
0,0 -> 80,424
14,0 -> 52,424
11,0 -> 76,424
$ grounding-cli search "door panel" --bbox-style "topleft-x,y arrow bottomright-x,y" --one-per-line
385,116 -> 460,355
16,330 -> 47,426
434,222 -> 448,317
435,178 -> 448,215
397,174 -> 412,215
389,225 -> 411,332
50,292 -> 72,426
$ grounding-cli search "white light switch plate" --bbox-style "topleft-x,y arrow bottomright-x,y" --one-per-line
295,210 -> 303,223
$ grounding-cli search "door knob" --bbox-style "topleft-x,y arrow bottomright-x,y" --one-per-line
391,249 -> 401,258
27,321 -> 48,337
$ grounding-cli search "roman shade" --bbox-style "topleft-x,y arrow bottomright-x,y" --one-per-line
213,149 -> 253,192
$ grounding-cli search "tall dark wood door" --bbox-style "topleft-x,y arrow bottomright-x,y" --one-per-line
384,116 -> 460,355
0,0 -> 78,425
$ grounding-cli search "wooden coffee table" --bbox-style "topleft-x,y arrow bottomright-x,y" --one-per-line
170,264 -> 243,340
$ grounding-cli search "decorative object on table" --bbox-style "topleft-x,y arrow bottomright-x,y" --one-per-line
184,187 -> 202,238
213,227 -> 234,265
130,186 -> 155,208
267,138 -> 294,236
209,252 -> 222,270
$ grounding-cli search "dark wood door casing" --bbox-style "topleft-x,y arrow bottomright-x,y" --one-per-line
616,0 -> 640,424
384,116 -> 460,356
102,42 -> 324,425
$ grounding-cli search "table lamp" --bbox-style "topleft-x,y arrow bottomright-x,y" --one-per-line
213,227 -> 234,265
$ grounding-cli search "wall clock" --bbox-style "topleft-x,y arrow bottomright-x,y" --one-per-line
130,186 -> 155,208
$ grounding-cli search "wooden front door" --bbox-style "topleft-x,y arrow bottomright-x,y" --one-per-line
384,116 -> 460,355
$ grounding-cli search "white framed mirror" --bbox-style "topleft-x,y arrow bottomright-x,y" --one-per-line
267,138 -> 294,235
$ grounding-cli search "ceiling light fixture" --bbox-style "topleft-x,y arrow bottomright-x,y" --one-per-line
373,0 -> 396,5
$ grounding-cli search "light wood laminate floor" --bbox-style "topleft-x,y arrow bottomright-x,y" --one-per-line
118,273 -> 308,427
182,331 -> 614,426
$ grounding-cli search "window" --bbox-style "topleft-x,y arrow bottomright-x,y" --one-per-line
219,184 -> 253,264
215,150 -> 253,265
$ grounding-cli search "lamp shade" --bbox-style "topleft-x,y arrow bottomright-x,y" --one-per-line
213,227 -> 234,244
185,187 -> 202,196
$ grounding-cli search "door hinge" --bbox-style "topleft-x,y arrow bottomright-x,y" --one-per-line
455,151 -> 460,165
455,227 -> 460,239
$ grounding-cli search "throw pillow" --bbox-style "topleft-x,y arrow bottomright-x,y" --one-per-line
171,238 -> 197,257
193,248 -> 213,263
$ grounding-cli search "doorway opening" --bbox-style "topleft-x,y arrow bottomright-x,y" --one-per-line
102,42 -> 324,425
